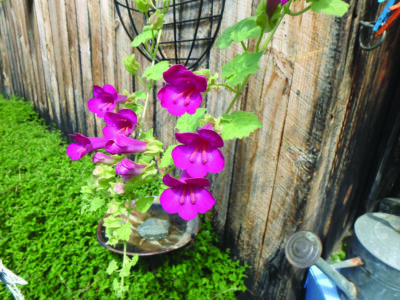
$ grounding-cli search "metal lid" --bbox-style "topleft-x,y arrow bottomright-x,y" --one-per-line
354,212 -> 400,271
285,231 -> 322,268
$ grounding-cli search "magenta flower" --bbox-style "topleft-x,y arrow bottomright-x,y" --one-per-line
103,128 -> 147,155
93,152 -> 115,164
115,158 -> 146,182
88,84 -> 127,118
160,172 -> 215,220
172,128 -> 225,177
103,109 -> 137,137
157,65 -> 207,116
267,0 -> 289,17
66,133 -> 107,161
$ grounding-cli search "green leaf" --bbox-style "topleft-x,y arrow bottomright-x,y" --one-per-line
176,108 -> 206,133
222,52 -> 263,86
123,54 -> 140,75
311,0 -> 349,16
135,196 -> 154,213
136,0 -> 151,13
120,254 -> 139,277
139,128 -> 153,140
135,90 -> 146,100
106,260 -> 119,275
104,215 -> 122,229
216,17 -> 261,49
160,144 -> 178,168
88,197 -> 105,212
142,61 -> 170,81
220,111 -> 262,140
131,30 -> 154,47
115,222 -> 132,242
148,11 -> 165,31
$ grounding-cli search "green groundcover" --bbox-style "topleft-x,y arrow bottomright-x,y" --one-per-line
0,95 -> 247,299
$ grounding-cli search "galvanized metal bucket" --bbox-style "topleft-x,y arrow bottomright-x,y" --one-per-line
286,212 -> 400,300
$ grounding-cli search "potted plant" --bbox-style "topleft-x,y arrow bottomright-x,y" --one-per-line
66,0 -> 349,297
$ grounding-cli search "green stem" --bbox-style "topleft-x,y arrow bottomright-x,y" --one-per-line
215,83 -> 237,93
255,27 -> 264,52
286,5 -> 311,16
240,41 -> 247,52
135,75 -> 147,89
224,75 -> 251,114
121,243 -> 127,288
141,29 -> 163,122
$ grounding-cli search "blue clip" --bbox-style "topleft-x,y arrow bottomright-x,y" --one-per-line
373,0 -> 396,31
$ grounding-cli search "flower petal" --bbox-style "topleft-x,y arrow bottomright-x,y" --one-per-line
192,187 -> 215,213
66,143 -> 89,160
87,137 -> 107,150
163,65 -> 188,85
175,132 -> 199,145
102,84 -> 117,97
162,174 -> 185,187
160,188 -> 182,214
93,85 -> 103,97
197,129 -> 224,148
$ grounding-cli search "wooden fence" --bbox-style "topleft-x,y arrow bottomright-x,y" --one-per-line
2,0 -> 400,298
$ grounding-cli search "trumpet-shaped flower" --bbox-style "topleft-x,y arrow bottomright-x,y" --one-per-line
267,0 -> 289,17
160,172 -> 215,220
115,158 -> 146,182
103,109 -> 138,137
103,128 -> 147,155
66,133 -> 107,161
93,152 -> 115,164
157,65 -> 207,116
172,128 -> 225,177
88,84 -> 127,118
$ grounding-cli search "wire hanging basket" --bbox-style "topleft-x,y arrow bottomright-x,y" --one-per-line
114,0 -> 226,70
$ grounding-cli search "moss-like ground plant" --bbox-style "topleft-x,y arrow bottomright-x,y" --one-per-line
0,95 -> 247,299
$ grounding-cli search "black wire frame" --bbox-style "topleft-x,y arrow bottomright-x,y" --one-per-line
114,0 -> 226,70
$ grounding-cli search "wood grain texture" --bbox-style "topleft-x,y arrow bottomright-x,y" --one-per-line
1,1 -> 400,299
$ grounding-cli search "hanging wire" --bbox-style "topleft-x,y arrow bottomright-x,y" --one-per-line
114,0 -> 226,70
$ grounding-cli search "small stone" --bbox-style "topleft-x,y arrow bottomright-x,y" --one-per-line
138,218 -> 170,240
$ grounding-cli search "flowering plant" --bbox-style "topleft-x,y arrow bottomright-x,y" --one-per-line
67,0 -> 348,297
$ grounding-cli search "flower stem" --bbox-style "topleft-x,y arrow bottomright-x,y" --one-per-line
255,28 -> 264,52
286,5 -> 311,16
224,75 -> 251,114
240,41 -> 248,52
215,83 -> 237,93
141,29 -> 163,122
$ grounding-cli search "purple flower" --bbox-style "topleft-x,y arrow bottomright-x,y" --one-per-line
160,172 -> 215,220
66,133 -> 107,161
172,128 -> 225,177
88,84 -> 127,118
267,0 -> 289,18
103,127 -> 147,155
93,152 -> 115,164
157,65 -> 207,116
103,109 -> 138,137
115,158 -> 146,182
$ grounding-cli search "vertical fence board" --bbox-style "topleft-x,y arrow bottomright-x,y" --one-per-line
65,0 -> 86,134
0,3 -> 13,96
76,0 -> 96,137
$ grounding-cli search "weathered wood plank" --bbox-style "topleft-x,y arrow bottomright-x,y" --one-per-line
88,0 -> 104,135
47,0 -> 69,131
0,3 -> 13,96
65,0 -> 87,134
33,0 -> 61,125
30,0 -> 49,119
76,0 -> 96,137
